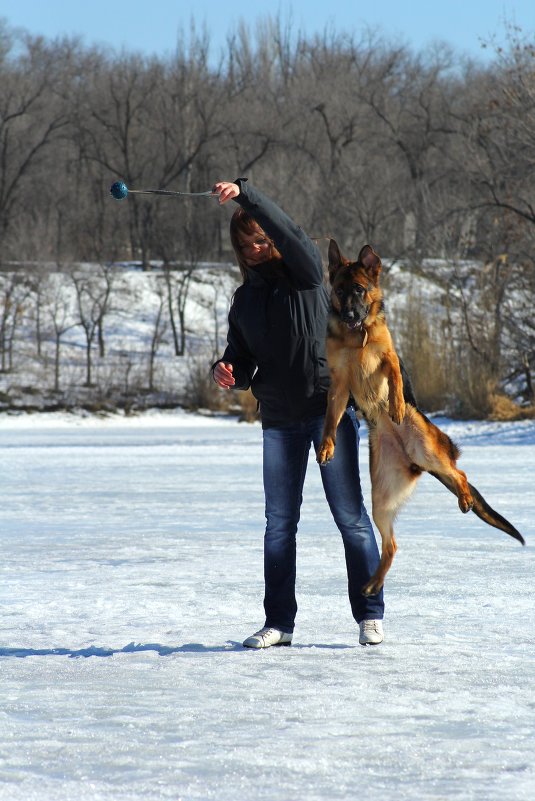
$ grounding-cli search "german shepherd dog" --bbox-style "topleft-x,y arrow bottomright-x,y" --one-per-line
317,241 -> 525,596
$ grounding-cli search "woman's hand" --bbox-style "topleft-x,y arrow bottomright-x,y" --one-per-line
212,181 -> 240,205
213,361 -> 235,389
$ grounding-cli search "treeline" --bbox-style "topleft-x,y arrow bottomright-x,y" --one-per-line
0,18 -> 534,415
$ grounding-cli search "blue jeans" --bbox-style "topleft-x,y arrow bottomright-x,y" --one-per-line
262,407 -> 384,633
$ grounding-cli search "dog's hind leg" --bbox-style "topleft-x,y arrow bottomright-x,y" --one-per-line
362,507 -> 398,597
403,408 -> 474,513
362,422 -> 421,596
404,408 -> 524,543
425,465 -> 473,513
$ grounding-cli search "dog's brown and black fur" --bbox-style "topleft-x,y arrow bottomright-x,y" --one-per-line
317,241 -> 525,596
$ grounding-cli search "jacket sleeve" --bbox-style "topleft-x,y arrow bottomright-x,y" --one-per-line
234,178 -> 324,290
212,305 -> 257,391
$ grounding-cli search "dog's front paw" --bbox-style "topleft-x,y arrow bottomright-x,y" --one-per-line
389,399 -> 406,425
317,439 -> 335,465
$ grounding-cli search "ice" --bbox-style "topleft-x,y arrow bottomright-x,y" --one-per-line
0,411 -> 534,800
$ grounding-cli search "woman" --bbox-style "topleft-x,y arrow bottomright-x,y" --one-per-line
212,178 -> 384,648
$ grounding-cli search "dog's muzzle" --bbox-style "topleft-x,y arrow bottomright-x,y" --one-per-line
342,305 -> 369,331
343,314 -> 368,330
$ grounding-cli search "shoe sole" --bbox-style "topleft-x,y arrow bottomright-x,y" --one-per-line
243,641 -> 292,649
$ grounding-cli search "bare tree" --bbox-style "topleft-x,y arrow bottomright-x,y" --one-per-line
0,27 -> 70,253
0,273 -> 33,373
71,267 -> 113,386
40,274 -> 78,391
148,279 -> 168,391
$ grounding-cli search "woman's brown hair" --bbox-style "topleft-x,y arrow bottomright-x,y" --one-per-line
229,207 -> 282,283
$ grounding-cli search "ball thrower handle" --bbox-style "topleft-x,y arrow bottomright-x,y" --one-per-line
128,188 -> 214,197
109,180 -> 216,200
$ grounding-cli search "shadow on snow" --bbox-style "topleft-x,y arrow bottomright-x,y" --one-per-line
0,641 -> 244,658
0,641 -> 358,658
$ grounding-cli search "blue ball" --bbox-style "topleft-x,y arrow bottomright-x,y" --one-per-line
110,181 -> 128,200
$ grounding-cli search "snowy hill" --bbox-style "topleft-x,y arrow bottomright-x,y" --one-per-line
0,262 -> 240,413
0,255 -> 531,416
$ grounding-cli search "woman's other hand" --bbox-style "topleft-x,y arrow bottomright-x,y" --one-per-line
213,361 -> 236,389
212,181 -> 240,205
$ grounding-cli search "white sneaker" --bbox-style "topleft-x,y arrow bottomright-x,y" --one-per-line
243,627 -> 293,649
359,619 -> 384,645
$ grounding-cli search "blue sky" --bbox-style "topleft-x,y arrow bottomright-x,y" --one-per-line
1,0 -> 533,61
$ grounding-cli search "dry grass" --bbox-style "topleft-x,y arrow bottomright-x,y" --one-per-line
488,394 -> 535,421
396,294 -> 449,412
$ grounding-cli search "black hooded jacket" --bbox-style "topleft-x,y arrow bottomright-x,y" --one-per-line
215,180 -> 331,428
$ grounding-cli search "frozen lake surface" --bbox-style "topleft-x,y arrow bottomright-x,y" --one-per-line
0,411 -> 534,800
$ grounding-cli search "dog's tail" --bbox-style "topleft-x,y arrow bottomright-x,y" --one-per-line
467,482 -> 525,544
429,471 -> 525,545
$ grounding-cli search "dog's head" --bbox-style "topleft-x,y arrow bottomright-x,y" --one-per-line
327,240 -> 382,330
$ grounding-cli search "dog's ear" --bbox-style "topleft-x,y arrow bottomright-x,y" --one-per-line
358,244 -> 381,283
328,239 -> 343,281
328,239 -> 343,268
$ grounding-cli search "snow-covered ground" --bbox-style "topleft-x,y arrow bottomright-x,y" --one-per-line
0,411 -> 534,801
